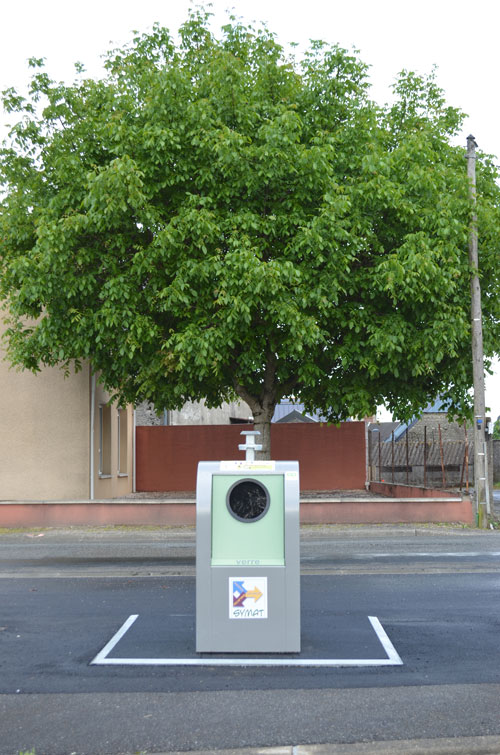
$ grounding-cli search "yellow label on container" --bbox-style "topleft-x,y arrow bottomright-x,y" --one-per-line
220,460 -> 276,471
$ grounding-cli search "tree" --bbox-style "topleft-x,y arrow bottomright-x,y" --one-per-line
493,417 -> 500,441
1,10 -> 500,457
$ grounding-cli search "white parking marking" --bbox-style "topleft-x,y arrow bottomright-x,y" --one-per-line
368,616 -> 403,665
354,552 -> 500,559
90,614 -> 403,667
91,614 -> 139,665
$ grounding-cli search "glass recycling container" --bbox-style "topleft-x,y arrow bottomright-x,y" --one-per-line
196,433 -> 300,653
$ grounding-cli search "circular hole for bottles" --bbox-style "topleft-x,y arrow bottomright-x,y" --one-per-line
226,479 -> 270,522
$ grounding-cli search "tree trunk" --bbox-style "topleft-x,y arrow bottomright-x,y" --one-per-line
232,353 -> 279,460
232,384 -> 277,460
252,405 -> 274,460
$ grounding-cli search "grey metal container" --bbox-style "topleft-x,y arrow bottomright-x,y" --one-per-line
196,458 -> 301,653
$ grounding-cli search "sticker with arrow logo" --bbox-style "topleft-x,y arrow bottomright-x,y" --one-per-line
229,577 -> 268,619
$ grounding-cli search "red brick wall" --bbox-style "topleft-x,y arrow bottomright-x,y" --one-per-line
136,422 -> 366,492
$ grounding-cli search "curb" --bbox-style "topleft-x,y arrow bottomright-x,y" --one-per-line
147,734 -> 500,754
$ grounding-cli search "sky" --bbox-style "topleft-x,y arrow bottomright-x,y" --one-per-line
1,0 -> 499,422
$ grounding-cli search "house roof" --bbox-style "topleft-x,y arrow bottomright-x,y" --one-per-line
274,409 -> 316,424
367,421 -> 400,442
272,400 -> 330,423
388,399 -> 447,441
423,399 -> 447,413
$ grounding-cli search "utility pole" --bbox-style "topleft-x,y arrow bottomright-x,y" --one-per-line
466,134 -> 487,528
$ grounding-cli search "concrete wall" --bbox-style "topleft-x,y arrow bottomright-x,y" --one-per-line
136,398 -> 253,426
135,401 -> 163,426
170,399 -> 253,425
370,481 -> 460,499
407,414 -> 470,443
301,497 -> 473,526
0,492 -> 473,528
0,319 -> 91,499
136,422 -> 366,492
494,439 -> 500,484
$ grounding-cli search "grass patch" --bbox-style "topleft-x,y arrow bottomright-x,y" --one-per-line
0,527 -> 47,535
0,524 -> 195,536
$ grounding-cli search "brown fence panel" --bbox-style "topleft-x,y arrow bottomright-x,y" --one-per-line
136,422 -> 366,492
367,429 -> 473,489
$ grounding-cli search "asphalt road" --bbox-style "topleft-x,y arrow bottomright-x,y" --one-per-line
1,525 -> 500,754
2,525 -> 500,577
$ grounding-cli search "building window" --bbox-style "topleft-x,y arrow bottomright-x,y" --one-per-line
117,408 -> 128,476
99,404 -> 112,476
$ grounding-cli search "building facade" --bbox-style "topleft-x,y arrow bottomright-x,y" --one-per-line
0,318 -> 133,500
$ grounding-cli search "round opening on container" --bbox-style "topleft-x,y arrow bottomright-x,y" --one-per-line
226,479 -> 270,522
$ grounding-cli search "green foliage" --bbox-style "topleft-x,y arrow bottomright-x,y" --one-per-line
1,9 -> 500,450
493,417 -> 500,440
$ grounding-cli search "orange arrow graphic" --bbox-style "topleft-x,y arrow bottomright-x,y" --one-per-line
245,587 -> 263,602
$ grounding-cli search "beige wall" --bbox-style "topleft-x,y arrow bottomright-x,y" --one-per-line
92,378 -> 134,499
0,319 -> 91,499
1,319 -> 133,500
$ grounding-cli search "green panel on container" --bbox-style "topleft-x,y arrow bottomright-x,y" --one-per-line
211,475 -> 284,565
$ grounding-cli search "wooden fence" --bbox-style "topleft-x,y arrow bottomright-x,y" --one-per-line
368,429 -> 473,490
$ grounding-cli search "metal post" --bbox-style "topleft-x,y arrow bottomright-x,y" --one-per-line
438,423 -> 446,488
484,441 -> 491,515
391,431 -> 395,484
378,432 -> 382,482
132,407 -> 137,494
238,430 -> 262,461
405,428 -> 409,485
89,369 -> 96,500
424,425 -> 427,488
467,135 -> 487,527
459,447 -> 466,492
465,423 -> 470,493
368,430 -> 373,483
459,422 -> 467,492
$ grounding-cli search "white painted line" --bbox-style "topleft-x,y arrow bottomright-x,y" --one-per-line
368,616 -> 403,665
92,656 -> 400,667
90,614 -> 139,665
91,614 -> 403,668
354,552 -> 500,559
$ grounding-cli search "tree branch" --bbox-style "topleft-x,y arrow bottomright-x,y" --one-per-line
232,378 -> 259,414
